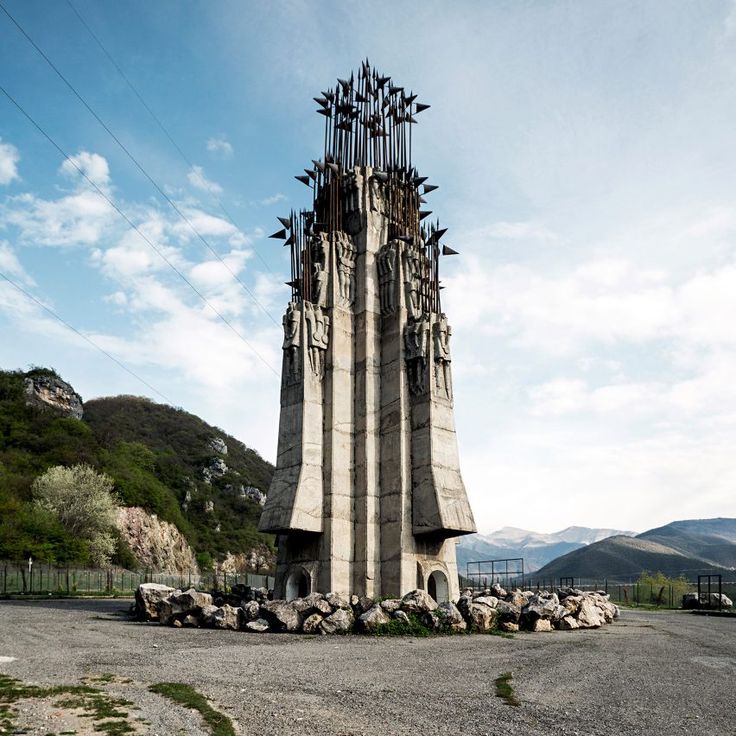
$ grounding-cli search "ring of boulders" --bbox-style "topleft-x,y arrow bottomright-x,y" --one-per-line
135,582 -> 620,635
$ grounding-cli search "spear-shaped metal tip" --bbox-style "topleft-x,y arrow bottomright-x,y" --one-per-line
419,210 -> 432,220
423,184 -> 439,194
419,196 -> 427,204
431,227 -> 448,241
413,176 -> 428,186
327,162 -> 340,173
304,168 -> 317,180
406,93 -> 418,104
372,171 -> 389,182
295,175 -> 311,186
442,245 -> 459,256
312,159 -> 326,172
406,114 -> 418,124
316,108 -> 331,117
388,85 -> 403,94
313,96 -> 328,107
269,228 -> 287,239
415,103 -> 431,113
277,216 -> 291,229
377,76 -> 390,87
285,234 -> 295,246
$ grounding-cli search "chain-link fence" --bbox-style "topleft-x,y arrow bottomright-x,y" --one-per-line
0,561 -> 274,596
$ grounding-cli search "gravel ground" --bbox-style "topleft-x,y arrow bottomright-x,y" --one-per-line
0,598 -> 734,735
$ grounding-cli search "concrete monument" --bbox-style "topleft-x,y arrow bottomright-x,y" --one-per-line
259,62 -> 476,602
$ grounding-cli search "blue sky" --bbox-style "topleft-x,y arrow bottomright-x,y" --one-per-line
2,1 -> 736,534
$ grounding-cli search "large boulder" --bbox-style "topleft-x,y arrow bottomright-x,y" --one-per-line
293,593 -> 332,617
380,599 -> 402,614
160,589 -> 212,625
359,605 -> 392,632
468,602 -> 497,632
401,589 -> 438,614
202,604 -> 241,631
260,601 -> 303,632
241,600 -> 261,622
532,618 -> 553,632
302,613 -> 324,634
135,583 -> 176,621
506,590 -> 527,609
325,592 -> 351,610
494,600 -> 521,625
491,583 -> 507,599
558,615 -> 580,631
474,596 -> 499,609
438,601 -> 467,632
245,618 -> 270,633
521,594 -> 559,629
353,596 -> 376,615
320,608 -> 354,635
577,599 -> 605,628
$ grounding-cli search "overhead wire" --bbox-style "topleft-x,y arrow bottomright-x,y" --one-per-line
0,82 -> 280,379
0,0 -> 280,328
63,0 -> 278,279
0,269 -> 174,405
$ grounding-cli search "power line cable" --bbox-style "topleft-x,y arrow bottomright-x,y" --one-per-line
64,0 -> 278,279
0,82 -> 280,378
0,0 -> 280,328
0,269 -> 174,404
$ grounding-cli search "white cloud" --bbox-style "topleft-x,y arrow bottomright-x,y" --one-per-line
60,151 -> 110,189
258,193 -> 287,206
0,139 -> 20,186
187,165 -> 223,194
206,136 -> 234,158
0,241 -> 33,284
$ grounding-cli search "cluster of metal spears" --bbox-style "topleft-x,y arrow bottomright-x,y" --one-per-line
270,62 -> 458,310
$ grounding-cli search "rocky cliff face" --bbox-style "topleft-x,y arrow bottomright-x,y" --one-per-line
24,373 -> 83,419
116,506 -> 199,574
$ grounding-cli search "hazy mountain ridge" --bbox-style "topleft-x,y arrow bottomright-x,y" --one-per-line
534,518 -> 736,581
457,525 -> 634,574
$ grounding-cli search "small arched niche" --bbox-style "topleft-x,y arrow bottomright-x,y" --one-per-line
428,570 -> 449,604
285,568 -> 310,601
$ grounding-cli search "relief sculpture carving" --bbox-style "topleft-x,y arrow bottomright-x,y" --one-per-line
433,313 -> 452,399
404,315 -> 430,395
282,301 -> 301,379
305,301 -> 330,377
377,240 -> 398,315
335,232 -> 356,306
403,244 -> 422,320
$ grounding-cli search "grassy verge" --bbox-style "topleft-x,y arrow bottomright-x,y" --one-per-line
494,672 -> 520,707
0,673 -> 136,734
149,682 -> 236,736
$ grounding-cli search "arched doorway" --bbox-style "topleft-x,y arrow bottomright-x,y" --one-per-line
428,570 -> 449,604
285,568 -> 310,601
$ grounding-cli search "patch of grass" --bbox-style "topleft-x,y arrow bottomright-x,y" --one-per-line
0,673 -> 135,735
370,612 -> 432,637
149,682 -> 235,736
485,628 -> 515,639
494,672 -> 520,707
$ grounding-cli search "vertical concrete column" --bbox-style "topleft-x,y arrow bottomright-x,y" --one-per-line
352,170 -> 385,596
319,236 -> 354,594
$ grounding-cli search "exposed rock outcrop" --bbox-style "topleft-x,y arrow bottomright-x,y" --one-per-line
24,373 -> 83,419
116,507 -> 198,574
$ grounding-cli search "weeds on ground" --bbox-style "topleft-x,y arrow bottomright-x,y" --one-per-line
149,682 -> 236,736
494,672 -> 520,706
0,673 -> 135,734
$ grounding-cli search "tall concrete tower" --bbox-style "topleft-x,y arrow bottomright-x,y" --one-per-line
259,63 -> 476,602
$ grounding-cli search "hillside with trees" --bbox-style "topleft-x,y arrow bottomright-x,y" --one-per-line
0,367 -> 275,572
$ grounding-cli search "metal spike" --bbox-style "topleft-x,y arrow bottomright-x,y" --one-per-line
295,175 -> 311,186
377,76 -> 390,87
313,97 -> 328,107
316,108 -> 331,117
312,159 -> 325,172
406,114 -> 418,124
419,210 -> 432,220
304,168 -> 317,180
414,103 -> 431,113
269,228 -> 287,239
277,216 -> 291,229
418,196 -> 427,204
327,162 -> 340,173
388,85 -> 403,94
442,245 -> 459,256
285,234 -> 295,246
423,184 -> 439,194
413,176 -> 428,186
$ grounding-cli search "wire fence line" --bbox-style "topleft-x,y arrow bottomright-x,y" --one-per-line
0,561 -> 274,596
460,574 -> 736,610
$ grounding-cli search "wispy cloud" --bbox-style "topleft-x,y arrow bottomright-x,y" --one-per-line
0,139 -> 20,186
187,165 -> 223,194
206,136 -> 233,158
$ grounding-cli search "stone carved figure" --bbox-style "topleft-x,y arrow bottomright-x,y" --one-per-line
368,174 -> 384,213
377,241 -> 398,315
304,301 -> 330,376
404,316 -> 430,395
433,313 -> 452,399
335,232 -> 356,306
282,301 -> 301,378
311,235 -> 330,308
403,245 -> 422,320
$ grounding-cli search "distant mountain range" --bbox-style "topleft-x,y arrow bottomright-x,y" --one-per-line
534,518 -> 736,582
456,525 -> 635,575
